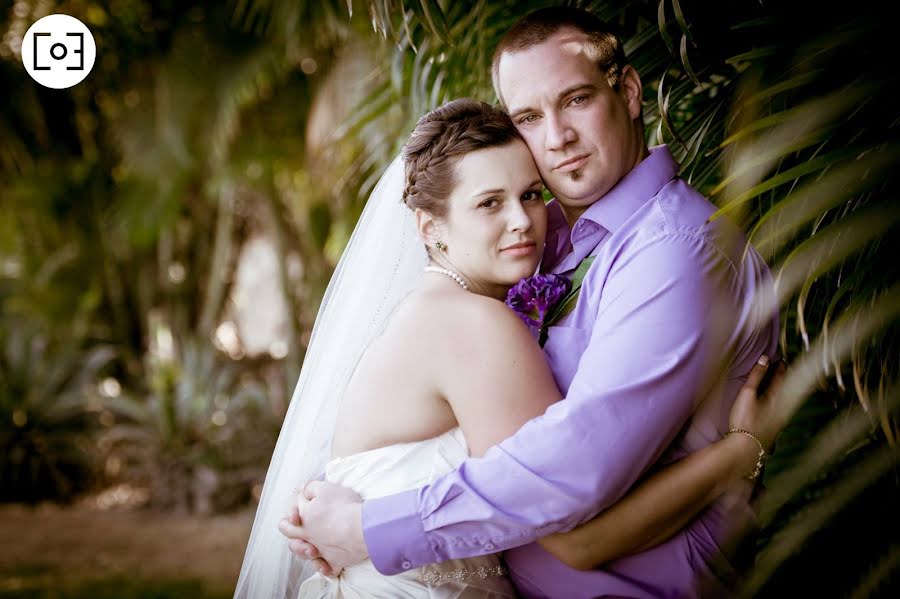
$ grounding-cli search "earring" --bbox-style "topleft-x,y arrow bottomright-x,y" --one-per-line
434,241 -> 447,251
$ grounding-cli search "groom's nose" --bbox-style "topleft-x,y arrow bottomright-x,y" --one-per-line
544,111 -> 577,152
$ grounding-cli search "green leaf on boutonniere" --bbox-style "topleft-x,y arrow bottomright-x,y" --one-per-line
539,256 -> 596,346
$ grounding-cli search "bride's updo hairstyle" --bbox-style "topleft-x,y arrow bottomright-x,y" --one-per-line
402,99 -> 522,218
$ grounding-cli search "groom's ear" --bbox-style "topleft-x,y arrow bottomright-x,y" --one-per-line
415,207 -> 443,247
619,65 -> 643,122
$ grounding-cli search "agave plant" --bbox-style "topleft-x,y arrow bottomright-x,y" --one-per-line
0,314 -> 116,503
100,332 -> 280,514
0,203 -> 118,502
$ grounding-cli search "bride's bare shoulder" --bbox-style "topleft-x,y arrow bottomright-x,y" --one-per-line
397,288 -> 531,340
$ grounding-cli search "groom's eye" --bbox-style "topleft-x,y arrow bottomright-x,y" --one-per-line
519,114 -> 539,125
568,95 -> 589,107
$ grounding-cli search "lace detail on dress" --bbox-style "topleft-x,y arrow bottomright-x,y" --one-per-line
421,564 -> 507,586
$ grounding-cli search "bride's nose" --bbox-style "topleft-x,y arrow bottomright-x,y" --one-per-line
506,200 -> 533,232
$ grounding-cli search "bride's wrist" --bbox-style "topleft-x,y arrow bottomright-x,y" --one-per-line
723,429 -> 766,482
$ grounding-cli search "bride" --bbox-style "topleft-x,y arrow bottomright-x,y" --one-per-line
234,99 -> 784,598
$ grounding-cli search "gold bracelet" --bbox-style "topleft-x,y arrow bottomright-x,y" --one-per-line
726,428 -> 766,481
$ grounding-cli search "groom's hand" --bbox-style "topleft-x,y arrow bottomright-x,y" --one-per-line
278,480 -> 368,571
280,504 -> 341,577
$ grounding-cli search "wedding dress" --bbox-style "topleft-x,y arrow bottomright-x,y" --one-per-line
296,427 -> 515,598
235,156 -> 513,598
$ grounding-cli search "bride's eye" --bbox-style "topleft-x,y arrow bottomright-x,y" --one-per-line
479,197 -> 499,209
522,190 -> 542,202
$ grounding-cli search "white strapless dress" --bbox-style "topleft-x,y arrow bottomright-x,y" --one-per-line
296,427 -> 515,598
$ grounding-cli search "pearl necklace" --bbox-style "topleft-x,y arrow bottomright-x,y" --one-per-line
424,266 -> 469,291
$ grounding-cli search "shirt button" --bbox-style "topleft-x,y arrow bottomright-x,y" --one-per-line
484,543 -> 495,551
401,560 -> 412,570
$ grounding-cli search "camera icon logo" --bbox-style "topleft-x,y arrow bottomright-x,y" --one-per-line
21,14 -> 96,89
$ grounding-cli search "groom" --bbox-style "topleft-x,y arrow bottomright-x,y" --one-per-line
282,6 -> 779,597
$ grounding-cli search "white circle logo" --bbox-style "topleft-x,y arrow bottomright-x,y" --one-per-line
21,14 -> 96,89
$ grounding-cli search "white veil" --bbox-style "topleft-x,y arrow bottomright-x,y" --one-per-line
233,155 -> 425,599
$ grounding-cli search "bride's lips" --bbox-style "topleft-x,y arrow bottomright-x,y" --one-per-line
500,241 -> 537,257
554,153 -> 590,173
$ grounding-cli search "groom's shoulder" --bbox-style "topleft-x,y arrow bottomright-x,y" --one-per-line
647,177 -> 758,272
647,179 -> 748,246
651,177 -> 718,234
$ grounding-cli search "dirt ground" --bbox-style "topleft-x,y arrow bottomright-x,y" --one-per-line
0,498 -> 255,597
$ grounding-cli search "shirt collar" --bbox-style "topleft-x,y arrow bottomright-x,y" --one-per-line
578,144 -> 679,233
542,201 -> 571,270
541,145 -> 678,271
545,198 -> 569,239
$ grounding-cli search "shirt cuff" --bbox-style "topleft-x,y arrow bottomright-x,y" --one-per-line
362,488 -> 437,575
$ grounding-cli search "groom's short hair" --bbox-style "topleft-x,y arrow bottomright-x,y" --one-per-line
491,6 -> 627,108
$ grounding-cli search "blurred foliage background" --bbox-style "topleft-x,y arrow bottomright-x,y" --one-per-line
1,0 -> 898,597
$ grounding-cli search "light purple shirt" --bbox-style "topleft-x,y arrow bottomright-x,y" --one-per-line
363,146 -> 779,597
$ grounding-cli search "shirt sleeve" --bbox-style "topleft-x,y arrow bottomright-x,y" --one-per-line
363,232 -> 736,575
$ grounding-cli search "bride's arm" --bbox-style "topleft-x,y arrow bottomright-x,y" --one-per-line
437,297 -> 562,458
538,434 -> 754,570
441,300 -> 787,569
538,358 -> 787,570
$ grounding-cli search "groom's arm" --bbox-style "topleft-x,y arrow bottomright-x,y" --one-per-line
364,232 -> 738,575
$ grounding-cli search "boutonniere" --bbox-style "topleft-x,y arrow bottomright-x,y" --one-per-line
505,256 -> 596,346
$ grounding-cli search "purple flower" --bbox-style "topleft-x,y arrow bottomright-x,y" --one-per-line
505,273 -> 571,328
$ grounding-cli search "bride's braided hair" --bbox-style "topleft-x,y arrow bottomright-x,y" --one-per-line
402,99 -> 522,218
